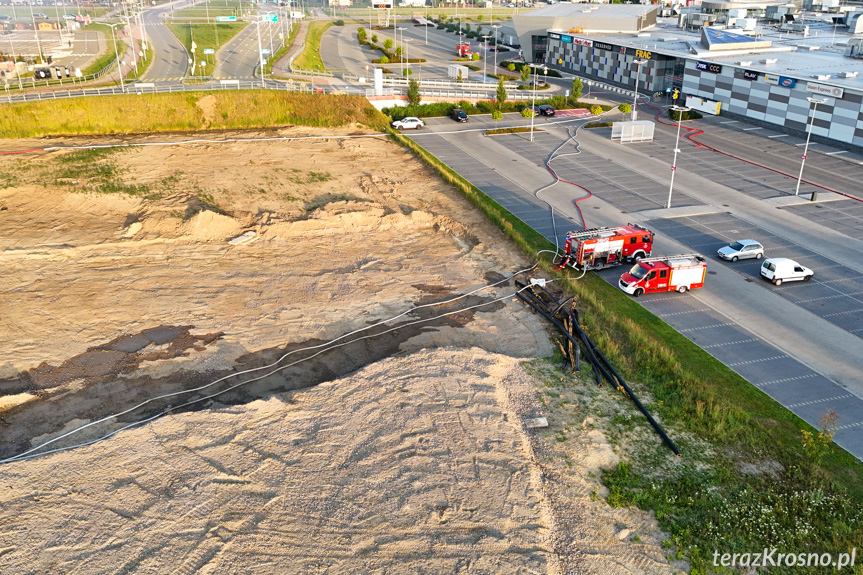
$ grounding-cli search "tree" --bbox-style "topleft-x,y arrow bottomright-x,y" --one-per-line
471,53 -> 480,61
457,70 -> 464,83
380,55 -> 389,64
507,63 -> 516,71
384,38 -> 393,52
394,45 -> 403,60
407,77 -> 421,106
465,23 -> 471,33
496,76 -> 507,109
571,78 -> 583,102
590,104 -> 602,115
371,34 -> 378,44
520,65 -> 531,83
358,27 -> 367,41
618,103 -> 631,114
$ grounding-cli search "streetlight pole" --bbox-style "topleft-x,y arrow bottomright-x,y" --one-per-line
666,105 -> 690,209
492,25 -> 500,73
108,23 -> 125,90
481,35 -> 489,82
529,64 -> 546,142
795,96 -> 827,196
631,58 -> 647,121
256,18 -> 265,88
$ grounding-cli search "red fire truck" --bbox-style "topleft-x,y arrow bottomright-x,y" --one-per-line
618,254 -> 707,297
456,41 -> 472,57
553,224 -> 654,271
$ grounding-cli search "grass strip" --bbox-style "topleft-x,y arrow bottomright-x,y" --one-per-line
292,20 -> 332,70
0,92 -> 390,138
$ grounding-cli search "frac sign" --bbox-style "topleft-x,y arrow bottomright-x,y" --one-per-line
806,82 -> 844,98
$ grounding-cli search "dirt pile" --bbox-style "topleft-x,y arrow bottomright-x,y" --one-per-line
0,127 -> 676,574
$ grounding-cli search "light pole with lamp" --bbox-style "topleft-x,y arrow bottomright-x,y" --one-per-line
529,63 -> 546,142
107,22 -> 125,90
491,24 -> 500,73
631,58 -> 647,121
481,35 -> 489,82
666,105 -> 690,209
795,96 -> 827,197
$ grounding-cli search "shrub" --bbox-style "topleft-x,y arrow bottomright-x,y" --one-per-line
492,110 -> 503,120
384,38 -> 393,51
507,63 -> 516,71
403,68 -> 413,76
618,103 -> 632,114
334,19 -> 344,26
471,53 -> 480,61
357,27 -> 367,40
371,34 -> 378,44
669,108 -> 703,121
521,108 -> 535,118
570,78 -> 583,102
590,105 -> 603,115
380,56 -> 389,64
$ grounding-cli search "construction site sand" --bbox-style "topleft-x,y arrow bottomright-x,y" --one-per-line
0,127 -> 676,573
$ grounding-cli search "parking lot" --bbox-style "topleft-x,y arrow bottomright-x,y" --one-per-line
408,112 -> 863,457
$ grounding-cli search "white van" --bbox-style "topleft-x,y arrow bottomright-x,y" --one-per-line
760,258 -> 813,286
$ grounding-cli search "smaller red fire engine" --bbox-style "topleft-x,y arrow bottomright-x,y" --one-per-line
553,224 -> 654,271
456,41 -> 472,57
618,254 -> 707,297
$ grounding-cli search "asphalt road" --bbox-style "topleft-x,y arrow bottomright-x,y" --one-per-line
400,111 -> 863,458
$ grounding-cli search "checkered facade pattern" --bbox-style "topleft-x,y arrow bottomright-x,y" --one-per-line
547,36 -> 676,95
682,61 -> 863,147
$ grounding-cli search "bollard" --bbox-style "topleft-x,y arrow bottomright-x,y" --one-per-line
811,190 -> 818,202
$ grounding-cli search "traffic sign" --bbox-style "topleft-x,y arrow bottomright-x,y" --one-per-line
216,16 -> 236,21
264,14 -> 278,22
203,48 -> 214,54
261,48 -> 271,53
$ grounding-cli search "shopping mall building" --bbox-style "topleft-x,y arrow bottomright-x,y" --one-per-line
512,3 -> 863,148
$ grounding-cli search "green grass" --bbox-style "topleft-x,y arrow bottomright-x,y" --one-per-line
82,23 -> 127,77
123,42 -> 154,81
388,128 -> 863,574
166,21 -> 246,62
293,20 -> 333,71
0,91 -> 390,138
264,15 -> 301,75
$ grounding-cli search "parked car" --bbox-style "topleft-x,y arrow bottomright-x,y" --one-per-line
760,258 -> 813,286
32,11 -> 48,18
391,116 -> 424,130
62,13 -> 76,19
537,104 -> 555,116
0,14 -> 11,19
451,109 -> 468,122
717,239 -> 764,262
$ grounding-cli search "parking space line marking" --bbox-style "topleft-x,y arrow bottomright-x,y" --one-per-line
743,127 -> 763,131
768,134 -> 791,138
757,373 -> 820,387
788,394 -> 855,408
701,338 -> 759,348
728,355 -> 787,367
679,323 -> 729,332
827,150 -> 848,155
662,308 -> 713,316
838,421 -> 863,431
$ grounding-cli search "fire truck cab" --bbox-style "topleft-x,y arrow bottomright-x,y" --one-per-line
554,224 -> 653,271
618,254 -> 706,297
456,41 -> 472,57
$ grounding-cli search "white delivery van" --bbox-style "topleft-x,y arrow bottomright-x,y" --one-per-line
760,258 -> 814,286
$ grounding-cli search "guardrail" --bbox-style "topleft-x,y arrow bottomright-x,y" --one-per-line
385,77 -> 519,90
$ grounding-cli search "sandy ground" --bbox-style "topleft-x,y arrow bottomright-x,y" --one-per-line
0,127 -> 677,574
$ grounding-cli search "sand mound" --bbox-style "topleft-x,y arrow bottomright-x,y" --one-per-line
181,209 -> 244,242
0,348 -> 553,574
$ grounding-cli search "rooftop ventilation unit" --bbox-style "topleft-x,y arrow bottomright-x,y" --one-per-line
813,73 -> 832,79
738,60 -> 752,65
637,33 -> 652,37
761,58 -> 778,64
842,71 -> 858,77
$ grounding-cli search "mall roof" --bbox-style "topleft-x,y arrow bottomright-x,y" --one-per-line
525,3 -> 656,20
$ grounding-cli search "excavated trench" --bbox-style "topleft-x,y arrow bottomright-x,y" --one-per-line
0,291 -> 506,461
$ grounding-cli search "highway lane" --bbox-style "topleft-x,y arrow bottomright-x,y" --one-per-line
400,113 -> 863,458
215,14 -> 281,80
140,2 -> 193,81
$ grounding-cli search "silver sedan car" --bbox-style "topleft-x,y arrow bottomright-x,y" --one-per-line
717,239 -> 764,262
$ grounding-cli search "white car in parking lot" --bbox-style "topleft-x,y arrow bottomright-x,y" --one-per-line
760,258 -> 814,286
717,239 -> 764,262
391,117 -> 424,130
